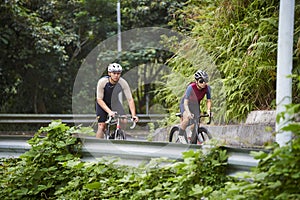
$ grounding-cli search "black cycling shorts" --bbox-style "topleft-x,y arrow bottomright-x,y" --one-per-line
96,102 -> 125,123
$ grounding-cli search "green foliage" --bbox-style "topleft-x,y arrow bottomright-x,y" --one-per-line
212,0 -> 279,121
0,0 -> 117,114
0,121 -> 229,199
121,0 -> 186,30
210,103 -> 300,199
54,158 -> 130,199
0,121 -> 83,199
54,145 -> 229,199
2,0 -> 300,126
163,0 -> 300,122
156,38 -> 226,124
0,0 -> 187,118
1,103 -> 300,199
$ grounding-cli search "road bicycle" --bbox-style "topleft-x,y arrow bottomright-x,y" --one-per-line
169,112 -> 212,144
105,112 -> 136,140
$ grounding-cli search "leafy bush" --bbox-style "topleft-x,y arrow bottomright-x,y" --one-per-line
210,103 -> 300,199
1,105 -> 300,199
163,0 -> 300,123
0,121 -> 229,199
53,146 -> 229,199
0,121 -> 84,199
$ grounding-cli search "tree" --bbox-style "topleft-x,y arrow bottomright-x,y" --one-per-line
118,0 -> 187,114
0,0 -> 117,113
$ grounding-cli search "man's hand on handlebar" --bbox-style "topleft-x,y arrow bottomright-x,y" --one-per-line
187,112 -> 194,119
132,115 -> 139,123
207,110 -> 212,117
206,110 -> 212,124
108,111 -> 116,118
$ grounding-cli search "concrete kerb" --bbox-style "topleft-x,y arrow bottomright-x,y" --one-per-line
152,110 -> 276,148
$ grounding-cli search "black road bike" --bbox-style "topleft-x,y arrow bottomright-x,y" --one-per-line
169,113 -> 212,144
105,112 -> 136,140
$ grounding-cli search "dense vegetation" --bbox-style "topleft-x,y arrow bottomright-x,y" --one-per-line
1,0 -> 299,123
1,1 -> 299,198
157,0 -> 300,123
1,102 -> 299,199
0,0 -> 117,113
0,0 -> 185,115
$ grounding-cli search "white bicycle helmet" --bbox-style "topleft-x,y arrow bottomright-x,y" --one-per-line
108,63 -> 122,72
194,70 -> 209,82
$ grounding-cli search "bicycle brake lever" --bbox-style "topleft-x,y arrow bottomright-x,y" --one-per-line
207,115 -> 212,125
130,120 -> 136,129
105,116 -> 113,124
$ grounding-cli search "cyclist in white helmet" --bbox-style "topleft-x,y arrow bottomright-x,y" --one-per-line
95,63 -> 139,138
178,70 -> 212,144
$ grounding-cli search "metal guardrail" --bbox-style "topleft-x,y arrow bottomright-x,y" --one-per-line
0,114 -> 168,124
0,135 -> 261,176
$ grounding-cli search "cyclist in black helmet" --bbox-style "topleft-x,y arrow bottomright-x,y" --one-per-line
178,70 -> 212,144
95,63 -> 139,138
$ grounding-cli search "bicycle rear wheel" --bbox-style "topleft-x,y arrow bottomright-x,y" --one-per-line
169,126 -> 180,143
115,129 -> 126,140
197,127 -> 212,143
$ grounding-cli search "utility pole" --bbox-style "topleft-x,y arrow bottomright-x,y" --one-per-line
275,0 -> 295,146
117,0 -> 123,103
117,0 -> 122,56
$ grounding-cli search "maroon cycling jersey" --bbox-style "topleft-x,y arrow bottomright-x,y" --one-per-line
182,82 -> 211,105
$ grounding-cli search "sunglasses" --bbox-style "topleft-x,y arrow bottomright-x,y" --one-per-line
198,79 -> 205,84
111,72 -> 121,75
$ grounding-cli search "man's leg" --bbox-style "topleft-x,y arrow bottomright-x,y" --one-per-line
178,111 -> 190,144
96,102 -> 108,139
96,122 -> 106,139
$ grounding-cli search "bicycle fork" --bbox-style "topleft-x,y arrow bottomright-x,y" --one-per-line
114,118 -> 121,139
178,128 -> 188,144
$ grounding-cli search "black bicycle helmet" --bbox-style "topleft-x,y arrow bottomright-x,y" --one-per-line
194,70 -> 209,82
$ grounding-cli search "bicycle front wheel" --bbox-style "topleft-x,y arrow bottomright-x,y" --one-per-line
197,127 -> 212,143
169,126 -> 180,143
104,130 -> 111,140
115,130 -> 126,140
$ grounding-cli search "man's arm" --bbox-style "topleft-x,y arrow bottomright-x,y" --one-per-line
119,78 -> 139,122
206,99 -> 212,114
206,85 -> 212,115
127,98 -> 138,122
97,98 -> 115,117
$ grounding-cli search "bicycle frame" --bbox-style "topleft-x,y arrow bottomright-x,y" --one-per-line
105,113 -> 136,140
189,114 -> 211,144
169,112 -> 212,144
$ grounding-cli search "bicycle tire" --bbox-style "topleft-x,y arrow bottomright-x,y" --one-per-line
197,127 -> 212,143
169,126 -> 180,143
115,129 -> 126,140
120,130 -> 126,140
190,128 -> 198,144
